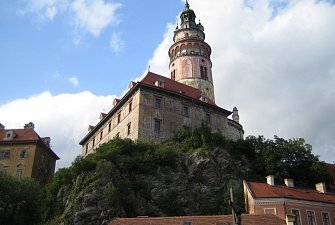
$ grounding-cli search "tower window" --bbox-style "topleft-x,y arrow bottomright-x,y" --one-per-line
200,66 -> 208,80
171,70 -> 176,80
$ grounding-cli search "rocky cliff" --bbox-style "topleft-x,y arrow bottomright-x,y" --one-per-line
47,138 -> 248,225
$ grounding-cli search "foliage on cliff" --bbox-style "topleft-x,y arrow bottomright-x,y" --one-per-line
0,125 -> 331,225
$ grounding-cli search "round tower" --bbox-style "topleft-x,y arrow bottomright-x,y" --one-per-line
169,1 -> 215,102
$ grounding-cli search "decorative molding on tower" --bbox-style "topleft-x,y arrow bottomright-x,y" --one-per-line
168,1 -> 215,102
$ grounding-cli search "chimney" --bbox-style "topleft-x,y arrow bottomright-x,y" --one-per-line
0,123 -> 5,130
42,137 -> 51,147
284,178 -> 294,188
286,214 -> 296,225
267,175 -> 275,186
24,122 -> 35,129
232,107 -> 240,123
315,182 -> 327,193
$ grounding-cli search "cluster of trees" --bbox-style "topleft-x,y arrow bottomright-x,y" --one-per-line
0,126 -> 331,224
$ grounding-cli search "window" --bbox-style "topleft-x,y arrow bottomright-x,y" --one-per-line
85,144 -> 88,154
155,98 -> 161,109
322,212 -> 331,225
108,122 -> 112,132
205,113 -> 211,123
129,101 -> 132,112
118,113 -> 121,123
92,138 -> 95,147
19,149 -> 27,159
154,120 -> 161,132
6,133 -> 11,138
16,169 -> 23,179
100,130 -> 103,141
127,123 -> 131,135
307,211 -> 317,225
200,66 -> 208,80
115,132 -> 120,138
292,209 -> 301,225
182,105 -> 189,117
171,70 -> 176,80
0,150 -> 10,160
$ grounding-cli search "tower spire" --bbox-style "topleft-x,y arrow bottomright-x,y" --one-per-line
185,0 -> 189,9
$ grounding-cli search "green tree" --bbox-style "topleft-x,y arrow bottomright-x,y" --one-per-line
246,135 -> 331,186
0,173 -> 43,225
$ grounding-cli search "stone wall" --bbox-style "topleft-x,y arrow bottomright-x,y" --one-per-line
82,90 -> 141,156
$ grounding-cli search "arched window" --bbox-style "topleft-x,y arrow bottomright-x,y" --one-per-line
181,44 -> 186,54
175,46 -> 180,56
187,43 -> 192,53
200,45 -> 205,55
194,44 -> 200,54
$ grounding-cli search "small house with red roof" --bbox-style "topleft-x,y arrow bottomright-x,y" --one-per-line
0,122 -> 59,185
243,175 -> 335,225
79,2 -> 244,156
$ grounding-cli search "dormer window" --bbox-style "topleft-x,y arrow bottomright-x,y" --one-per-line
199,93 -> 208,103
4,130 -> 16,140
155,79 -> 165,88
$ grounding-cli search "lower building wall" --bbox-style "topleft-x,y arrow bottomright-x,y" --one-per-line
253,201 -> 335,225
0,142 -> 57,185
0,143 -> 36,179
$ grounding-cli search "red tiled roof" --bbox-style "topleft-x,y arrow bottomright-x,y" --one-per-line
0,128 -> 40,142
109,214 -> 286,225
0,128 -> 60,160
246,181 -> 335,204
140,72 -> 215,105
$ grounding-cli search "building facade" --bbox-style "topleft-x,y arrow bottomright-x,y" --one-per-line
80,2 -> 244,156
244,176 -> 335,225
0,122 -> 59,185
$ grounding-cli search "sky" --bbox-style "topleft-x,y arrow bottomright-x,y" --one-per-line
0,0 -> 335,169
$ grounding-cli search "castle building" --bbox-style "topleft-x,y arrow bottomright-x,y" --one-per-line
79,2 -> 244,157
0,122 -> 59,185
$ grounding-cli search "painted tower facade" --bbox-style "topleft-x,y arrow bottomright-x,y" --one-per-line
169,1 -> 215,102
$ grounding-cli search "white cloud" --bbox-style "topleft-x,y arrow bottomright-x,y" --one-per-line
148,0 -> 335,163
70,0 -> 122,37
18,0 -> 68,21
19,0 -> 122,38
109,32 -> 124,53
68,76 -> 80,87
0,91 -> 116,169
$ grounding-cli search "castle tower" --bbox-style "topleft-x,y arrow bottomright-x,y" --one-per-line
169,1 -> 215,102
